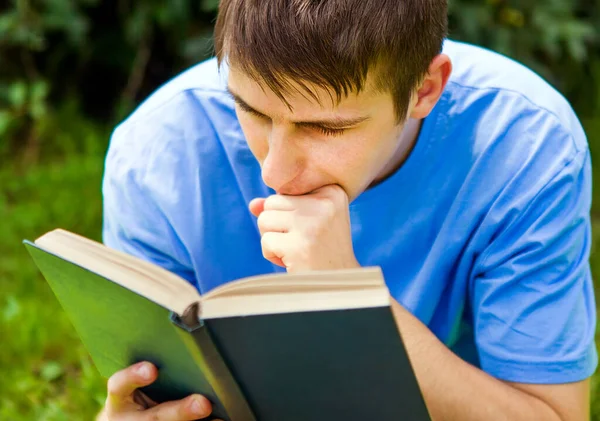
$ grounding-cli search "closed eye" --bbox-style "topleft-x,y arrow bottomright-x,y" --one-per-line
234,96 -> 349,137
313,126 -> 346,137
236,101 -> 268,119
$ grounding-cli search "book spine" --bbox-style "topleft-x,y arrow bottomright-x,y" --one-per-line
170,304 -> 256,421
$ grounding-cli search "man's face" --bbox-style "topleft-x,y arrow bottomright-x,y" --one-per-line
227,67 -> 412,201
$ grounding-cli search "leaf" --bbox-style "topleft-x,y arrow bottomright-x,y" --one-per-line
30,81 -> 49,119
0,12 -> 16,35
182,33 -> 215,61
8,82 -> 27,108
0,110 -> 14,136
499,8 -> 525,28
40,361 -> 64,382
31,80 -> 49,101
125,6 -> 150,44
567,38 -> 587,62
156,0 -> 188,27
201,0 -> 220,13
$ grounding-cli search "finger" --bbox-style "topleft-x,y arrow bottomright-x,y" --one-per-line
311,184 -> 349,206
263,194 -> 298,211
133,389 -> 158,409
249,198 -> 266,217
257,210 -> 292,235
260,231 -> 288,268
311,183 -> 345,196
144,394 -> 212,421
106,362 -> 157,410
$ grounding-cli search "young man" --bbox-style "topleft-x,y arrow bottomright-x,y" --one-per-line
98,0 -> 598,420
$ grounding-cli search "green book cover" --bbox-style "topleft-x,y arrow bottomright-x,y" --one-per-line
24,241 -> 250,421
24,230 -> 431,421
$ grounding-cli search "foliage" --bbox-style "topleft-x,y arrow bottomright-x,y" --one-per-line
448,0 -> 600,115
0,0 -> 218,164
0,0 -> 599,419
0,0 -> 598,159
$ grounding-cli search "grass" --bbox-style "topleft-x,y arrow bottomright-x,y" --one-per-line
0,136 -> 599,419
0,153 -> 107,419
0,102 -> 116,416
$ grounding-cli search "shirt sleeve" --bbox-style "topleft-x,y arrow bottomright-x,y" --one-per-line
471,148 -> 598,384
101,119 -> 197,284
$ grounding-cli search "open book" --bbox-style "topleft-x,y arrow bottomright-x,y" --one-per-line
25,228 -> 431,421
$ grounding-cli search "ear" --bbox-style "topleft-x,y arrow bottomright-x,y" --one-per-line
409,54 -> 452,120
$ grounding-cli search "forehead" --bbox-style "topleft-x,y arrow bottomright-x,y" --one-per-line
227,65 -> 387,114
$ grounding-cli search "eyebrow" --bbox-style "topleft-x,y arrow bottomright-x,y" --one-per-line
226,86 -> 370,129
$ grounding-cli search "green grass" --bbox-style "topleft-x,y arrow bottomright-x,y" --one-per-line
0,145 -> 598,419
0,154 -> 107,420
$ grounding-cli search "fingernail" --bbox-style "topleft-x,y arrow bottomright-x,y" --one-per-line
190,397 -> 205,416
136,363 -> 151,379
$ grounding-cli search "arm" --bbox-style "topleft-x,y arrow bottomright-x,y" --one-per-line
253,152 -> 596,421
391,300 -> 590,421
388,150 -> 596,421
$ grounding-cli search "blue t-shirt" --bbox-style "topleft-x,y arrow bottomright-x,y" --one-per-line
102,40 -> 598,384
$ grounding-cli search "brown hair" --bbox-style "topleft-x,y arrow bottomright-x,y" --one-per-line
214,0 -> 447,122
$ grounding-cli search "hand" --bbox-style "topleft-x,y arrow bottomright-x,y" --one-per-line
98,361 -> 215,421
249,184 -> 360,272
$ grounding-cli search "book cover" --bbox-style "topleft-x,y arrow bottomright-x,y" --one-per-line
25,239 -> 431,421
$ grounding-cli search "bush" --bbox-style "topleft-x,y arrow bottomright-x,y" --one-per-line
448,0 -> 600,115
0,0 -> 598,162
0,0 -> 218,164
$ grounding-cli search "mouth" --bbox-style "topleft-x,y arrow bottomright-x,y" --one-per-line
277,183 -> 344,197
276,187 -> 316,196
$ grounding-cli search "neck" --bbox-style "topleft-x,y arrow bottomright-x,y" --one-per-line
369,117 -> 423,188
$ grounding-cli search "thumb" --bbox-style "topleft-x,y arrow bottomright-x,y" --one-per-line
249,198 -> 266,217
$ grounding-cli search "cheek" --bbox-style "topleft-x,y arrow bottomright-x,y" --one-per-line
315,135 -> 375,180
338,135 -> 378,168
332,129 -> 398,182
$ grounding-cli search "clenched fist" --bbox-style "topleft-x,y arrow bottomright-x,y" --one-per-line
249,184 -> 360,272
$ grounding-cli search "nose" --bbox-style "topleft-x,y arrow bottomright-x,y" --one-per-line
261,125 -> 303,192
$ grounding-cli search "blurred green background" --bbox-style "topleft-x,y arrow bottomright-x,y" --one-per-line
0,0 -> 599,419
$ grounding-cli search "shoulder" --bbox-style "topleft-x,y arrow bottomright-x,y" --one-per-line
104,58 -> 244,186
438,40 -> 588,196
123,57 -> 231,124
110,56 -> 235,150
101,59 -> 263,278
442,39 -> 587,154
102,57 -> 261,235
423,41 -> 592,247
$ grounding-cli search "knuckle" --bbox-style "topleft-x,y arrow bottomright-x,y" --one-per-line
147,402 -> 175,421
178,397 -> 198,419
325,184 -> 347,204
106,374 -> 121,396
263,195 -> 276,210
260,232 -> 273,254
260,232 -> 270,247
320,199 -> 337,218
256,212 -> 267,231
148,413 -> 160,421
